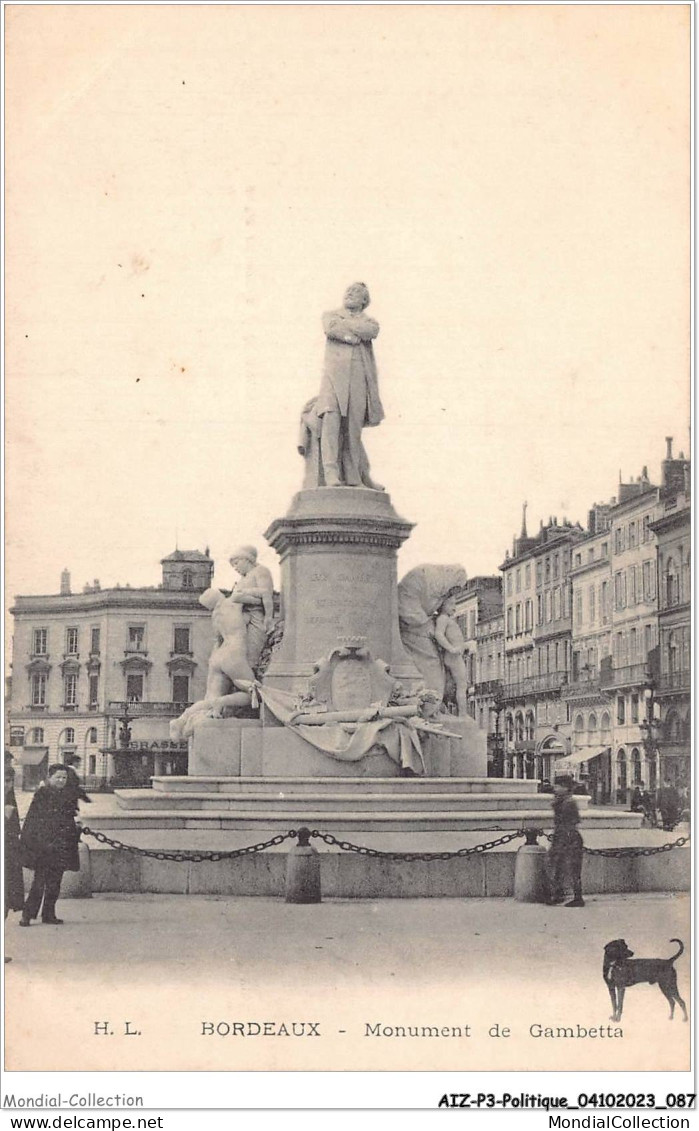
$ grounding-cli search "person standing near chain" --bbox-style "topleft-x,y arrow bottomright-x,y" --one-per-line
19,764 -> 81,926
546,775 -> 585,908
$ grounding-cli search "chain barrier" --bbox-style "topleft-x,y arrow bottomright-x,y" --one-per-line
81,825 -> 689,864
308,828 -> 525,861
81,826 -> 297,862
541,831 -> 690,858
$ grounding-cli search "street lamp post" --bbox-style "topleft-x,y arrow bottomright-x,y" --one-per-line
639,693 -> 662,794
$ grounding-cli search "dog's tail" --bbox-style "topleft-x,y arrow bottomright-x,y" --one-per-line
668,939 -> 684,963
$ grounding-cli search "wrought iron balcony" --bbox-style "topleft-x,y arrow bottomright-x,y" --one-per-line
600,663 -> 651,690
563,673 -> 603,698
501,671 -> 568,700
656,670 -> 691,694
473,678 -> 503,697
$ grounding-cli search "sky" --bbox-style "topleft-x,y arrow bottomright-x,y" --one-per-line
5,5 -> 689,621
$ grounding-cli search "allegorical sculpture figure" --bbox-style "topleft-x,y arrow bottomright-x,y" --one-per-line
170,547 -> 274,739
433,594 -> 469,716
298,282 -> 384,489
170,588 -> 255,739
397,564 -> 468,700
227,545 -> 275,670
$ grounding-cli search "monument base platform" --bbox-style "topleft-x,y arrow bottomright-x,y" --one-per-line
187,714 -> 488,778
105,774 -> 645,833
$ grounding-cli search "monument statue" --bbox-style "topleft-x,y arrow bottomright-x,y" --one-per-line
397,563 -> 468,699
433,594 -> 469,716
227,545 -> 275,669
298,282 -> 384,490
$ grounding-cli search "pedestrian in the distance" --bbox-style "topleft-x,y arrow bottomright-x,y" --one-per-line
19,764 -> 81,926
546,774 -> 585,908
4,759 -> 25,959
657,777 -> 681,832
630,781 -> 656,827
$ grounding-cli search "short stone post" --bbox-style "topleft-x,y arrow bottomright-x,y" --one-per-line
60,840 -> 93,898
285,827 -> 321,904
513,828 -> 548,903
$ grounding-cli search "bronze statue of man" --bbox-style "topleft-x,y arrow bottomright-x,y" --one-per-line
313,282 -> 385,490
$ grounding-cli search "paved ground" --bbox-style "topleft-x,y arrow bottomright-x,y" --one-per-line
5,890 -> 690,1074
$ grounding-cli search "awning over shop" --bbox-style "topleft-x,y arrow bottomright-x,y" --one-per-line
20,746 -> 49,766
554,746 -> 610,771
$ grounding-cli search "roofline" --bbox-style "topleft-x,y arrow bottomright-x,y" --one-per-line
10,589 -> 211,616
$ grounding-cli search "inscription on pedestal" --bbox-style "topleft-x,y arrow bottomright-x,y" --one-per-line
306,565 -> 383,637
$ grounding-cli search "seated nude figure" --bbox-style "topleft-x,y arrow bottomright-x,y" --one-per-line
170,588 -> 255,740
433,595 -> 469,716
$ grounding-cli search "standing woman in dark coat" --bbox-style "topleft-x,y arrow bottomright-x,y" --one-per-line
20,764 -> 80,926
5,760 -> 25,959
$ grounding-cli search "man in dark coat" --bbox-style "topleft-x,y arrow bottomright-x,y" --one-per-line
547,775 -> 585,908
62,753 -> 92,814
5,759 -> 25,960
20,764 -> 80,926
657,778 -> 681,831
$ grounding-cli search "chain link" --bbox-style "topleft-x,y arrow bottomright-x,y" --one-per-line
81,826 -> 297,862
308,828 -> 526,861
81,825 -> 689,864
541,831 -> 690,858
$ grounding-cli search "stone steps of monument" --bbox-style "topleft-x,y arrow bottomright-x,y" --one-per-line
85,806 -> 642,834
116,789 -> 585,814
150,776 -> 538,796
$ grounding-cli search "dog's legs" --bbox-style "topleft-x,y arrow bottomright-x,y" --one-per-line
660,976 -> 688,1022
607,982 -> 618,1021
660,986 -> 677,1020
615,986 -> 625,1022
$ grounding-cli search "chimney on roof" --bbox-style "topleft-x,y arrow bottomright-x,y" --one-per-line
520,501 -> 528,539
666,437 -> 673,460
60,569 -> 71,596
93,579 -> 100,590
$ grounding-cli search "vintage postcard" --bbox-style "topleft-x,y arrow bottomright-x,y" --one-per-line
3,0 -> 692,1097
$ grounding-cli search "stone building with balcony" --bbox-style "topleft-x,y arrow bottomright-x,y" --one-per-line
560,440 -> 690,803
472,609 -> 505,775
595,445 -> 689,803
7,548 -> 215,789
565,514 -> 615,802
650,456 -> 691,789
452,575 -> 502,693
499,507 -> 585,781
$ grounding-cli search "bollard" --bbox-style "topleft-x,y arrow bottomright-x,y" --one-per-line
513,829 -> 548,903
60,840 -> 93,899
285,827 -> 321,904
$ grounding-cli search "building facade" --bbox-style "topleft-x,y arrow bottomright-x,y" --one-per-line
651,471 -> 691,788
499,511 -> 585,782
8,549 -> 215,788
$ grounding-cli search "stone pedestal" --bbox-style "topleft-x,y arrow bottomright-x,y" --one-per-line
264,487 -> 422,696
187,715 -> 487,778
